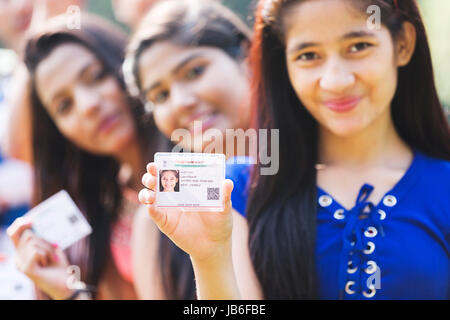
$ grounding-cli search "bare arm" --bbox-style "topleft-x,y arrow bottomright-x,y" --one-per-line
231,211 -> 263,299
6,63 -> 33,164
131,205 -> 166,299
190,210 -> 263,300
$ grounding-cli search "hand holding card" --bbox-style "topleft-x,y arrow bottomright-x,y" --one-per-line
24,190 -> 92,250
139,154 -> 234,263
7,190 -> 90,300
7,216 -> 73,300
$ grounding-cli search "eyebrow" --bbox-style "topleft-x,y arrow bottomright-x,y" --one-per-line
49,62 -> 96,104
142,53 -> 205,96
288,30 -> 376,55
342,30 -> 375,40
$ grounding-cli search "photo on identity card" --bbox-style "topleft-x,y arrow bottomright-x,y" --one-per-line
155,153 -> 225,212
159,169 -> 180,192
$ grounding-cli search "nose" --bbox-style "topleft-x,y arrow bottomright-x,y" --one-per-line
74,87 -> 101,117
319,56 -> 355,93
170,84 -> 197,114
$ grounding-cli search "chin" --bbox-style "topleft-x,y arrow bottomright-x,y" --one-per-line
325,120 -> 368,137
110,131 -> 135,152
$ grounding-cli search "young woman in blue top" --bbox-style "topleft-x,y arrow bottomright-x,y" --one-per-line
139,0 -> 450,299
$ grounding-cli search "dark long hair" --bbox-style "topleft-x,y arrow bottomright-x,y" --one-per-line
247,0 -> 450,299
125,0 -> 252,299
24,14 -> 163,293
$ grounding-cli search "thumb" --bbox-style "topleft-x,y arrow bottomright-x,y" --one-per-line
221,179 -> 234,214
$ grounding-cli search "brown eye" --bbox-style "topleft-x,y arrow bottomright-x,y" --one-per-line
185,65 -> 206,80
296,52 -> 320,62
349,42 -> 373,53
90,68 -> 108,83
56,98 -> 73,115
153,90 -> 170,104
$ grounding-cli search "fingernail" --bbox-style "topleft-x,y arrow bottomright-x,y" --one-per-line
52,243 -> 59,249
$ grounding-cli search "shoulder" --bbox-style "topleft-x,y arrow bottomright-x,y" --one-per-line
226,156 -> 253,181
416,151 -> 450,185
411,152 -> 450,228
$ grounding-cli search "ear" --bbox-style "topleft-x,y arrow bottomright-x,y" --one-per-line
395,21 -> 417,67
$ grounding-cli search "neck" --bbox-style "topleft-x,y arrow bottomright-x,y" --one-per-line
318,108 -> 412,169
223,123 -> 252,160
115,139 -> 143,191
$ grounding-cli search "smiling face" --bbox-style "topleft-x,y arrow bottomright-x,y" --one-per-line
35,43 -> 136,156
138,42 -> 250,152
283,0 -> 414,137
160,170 -> 178,192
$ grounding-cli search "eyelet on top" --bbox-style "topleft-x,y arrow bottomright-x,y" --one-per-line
345,281 -> 356,295
347,261 -> 358,274
318,195 -> 333,207
365,260 -> 377,274
362,285 -> 376,298
363,241 -> 375,255
377,209 -> 386,220
383,195 -> 397,207
364,226 -> 378,238
333,209 -> 345,220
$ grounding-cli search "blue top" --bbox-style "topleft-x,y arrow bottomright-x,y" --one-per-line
234,151 -> 450,300
0,154 -> 29,227
225,156 -> 252,216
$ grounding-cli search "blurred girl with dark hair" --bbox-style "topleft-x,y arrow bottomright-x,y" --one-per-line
7,14 -> 166,299
140,0 -> 450,300
126,0 -> 259,299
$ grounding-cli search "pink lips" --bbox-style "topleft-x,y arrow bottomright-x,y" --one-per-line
97,113 -> 121,134
324,96 -> 361,113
